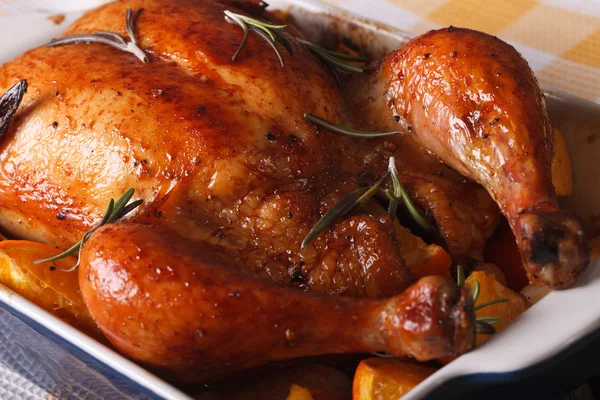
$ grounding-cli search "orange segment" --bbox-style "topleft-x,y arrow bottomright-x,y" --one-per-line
0,240 -> 102,339
394,220 -> 452,279
484,218 -> 529,291
466,271 -> 530,345
287,384 -> 314,400
353,358 -> 437,400
471,263 -> 507,286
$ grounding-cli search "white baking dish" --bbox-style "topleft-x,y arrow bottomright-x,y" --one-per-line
0,1 -> 598,399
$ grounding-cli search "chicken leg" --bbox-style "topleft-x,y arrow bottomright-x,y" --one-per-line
380,28 -> 589,288
79,221 -> 474,383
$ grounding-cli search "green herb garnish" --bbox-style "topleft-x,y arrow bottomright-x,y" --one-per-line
224,10 -> 291,68
34,188 -> 142,271
47,8 -> 148,63
385,157 -> 430,230
301,174 -> 388,249
304,113 -> 402,139
301,158 -> 429,249
298,39 -> 369,74
456,265 -> 509,335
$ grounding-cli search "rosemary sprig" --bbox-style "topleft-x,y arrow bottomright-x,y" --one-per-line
47,8 -> 148,63
304,113 -> 402,139
0,80 -> 27,141
475,298 -> 509,310
224,10 -> 292,68
301,158 -> 430,248
301,174 -> 388,249
385,157 -> 430,230
456,265 -> 509,335
456,264 -> 466,286
297,39 -> 369,73
34,188 -> 143,271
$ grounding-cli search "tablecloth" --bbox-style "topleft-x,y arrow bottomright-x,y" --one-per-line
323,0 -> 600,103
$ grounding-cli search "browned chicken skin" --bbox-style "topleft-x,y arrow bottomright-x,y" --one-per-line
379,27 -> 589,288
0,0 -> 588,382
81,221 -> 473,382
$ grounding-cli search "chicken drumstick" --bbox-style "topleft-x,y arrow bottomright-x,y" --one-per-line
380,28 -> 589,288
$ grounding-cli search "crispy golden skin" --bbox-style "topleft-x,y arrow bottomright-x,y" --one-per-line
380,28 -> 589,288
80,222 -> 474,383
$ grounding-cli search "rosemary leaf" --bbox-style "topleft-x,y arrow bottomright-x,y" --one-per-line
33,241 -> 82,265
477,316 -> 501,325
108,187 -> 135,222
301,187 -> 368,250
224,10 -> 291,68
249,26 -> 286,67
304,113 -> 402,139
298,39 -> 369,73
301,173 -> 389,249
386,157 -> 430,230
47,8 -> 148,64
388,157 -> 431,230
95,31 -> 126,45
126,8 -> 143,45
475,298 -> 509,311
229,14 -> 249,62
354,172 -> 389,209
456,264 -> 466,287
34,188 -> 142,270
114,199 -> 144,221
475,321 -> 496,335
472,280 -> 481,303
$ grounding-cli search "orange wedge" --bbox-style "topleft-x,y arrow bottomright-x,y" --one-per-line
0,240 -> 102,339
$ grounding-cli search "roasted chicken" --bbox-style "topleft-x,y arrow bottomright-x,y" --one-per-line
0,0 -> 589,383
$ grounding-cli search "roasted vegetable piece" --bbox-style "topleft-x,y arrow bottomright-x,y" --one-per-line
484,219 -> 530,291
0,241 -> 102,339
551,128 -> 572,196
394,220 -> 452,279
466,271 -> 530,345
471,263 -> 507,286
197,363 -> 351,400
353,358 -> 437,400
287,385 -> 314,400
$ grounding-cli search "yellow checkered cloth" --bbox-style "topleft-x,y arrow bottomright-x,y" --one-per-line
1,0 -> 599,102
324,0 -> 600,103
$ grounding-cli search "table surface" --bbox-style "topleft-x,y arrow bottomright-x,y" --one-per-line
0,0 -> 598,399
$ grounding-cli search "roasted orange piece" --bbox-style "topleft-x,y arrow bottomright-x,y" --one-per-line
353,358 -> 437,400
394,221 -> 452,279
0,240 -> 101,339
484,219 -> 530,291
466,271 -> 530,345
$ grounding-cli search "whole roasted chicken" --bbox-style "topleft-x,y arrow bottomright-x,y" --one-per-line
0,0 -> 589,383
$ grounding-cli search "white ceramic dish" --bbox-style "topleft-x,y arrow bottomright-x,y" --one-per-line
0,1 -> 598,399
